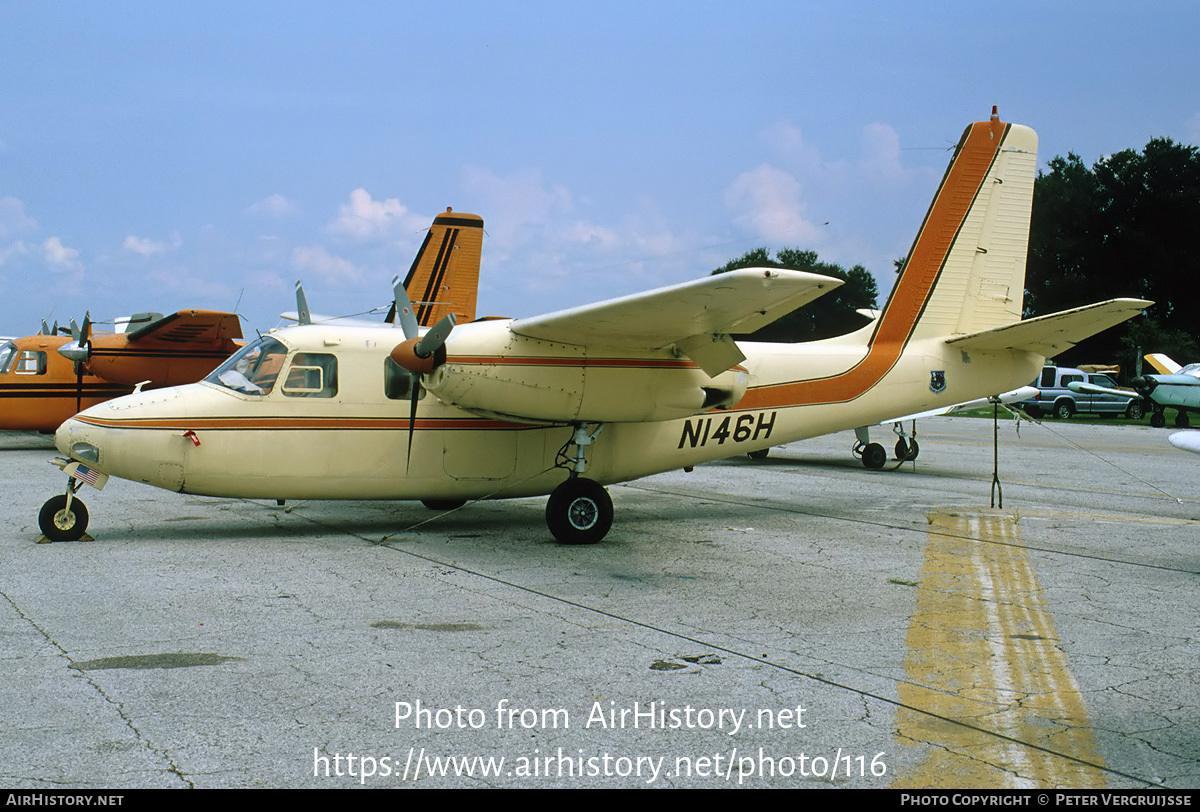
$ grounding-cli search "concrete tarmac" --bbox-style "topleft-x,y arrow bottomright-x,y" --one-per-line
1,415 -> 1197,789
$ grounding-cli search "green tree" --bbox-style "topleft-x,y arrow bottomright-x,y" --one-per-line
1026,138 -> 1200,371
713,247 -> 878,342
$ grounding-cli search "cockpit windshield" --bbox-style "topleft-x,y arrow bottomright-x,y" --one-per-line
0,342 -> 15,375
205,336 -> 288,395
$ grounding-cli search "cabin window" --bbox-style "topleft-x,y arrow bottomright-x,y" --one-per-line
383,357 -> 426,401
206,336 -> 288,395
0,342 -> 15,374
282,353 -> 338,398
14,350 -> 47,375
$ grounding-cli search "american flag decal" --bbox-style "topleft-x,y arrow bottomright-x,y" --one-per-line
74,464 -> 100,487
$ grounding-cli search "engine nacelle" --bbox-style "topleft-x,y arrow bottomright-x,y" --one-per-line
424,348 -> 748,424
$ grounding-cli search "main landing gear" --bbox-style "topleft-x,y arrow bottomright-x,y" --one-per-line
852,423 -> 920,470
546,423 -> 613,544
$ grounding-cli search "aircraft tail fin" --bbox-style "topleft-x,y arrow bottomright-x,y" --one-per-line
877,109 -> 1038,346
402,209 -> 484,327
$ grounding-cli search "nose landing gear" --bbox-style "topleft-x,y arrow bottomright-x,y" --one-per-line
38,460 -> 107,542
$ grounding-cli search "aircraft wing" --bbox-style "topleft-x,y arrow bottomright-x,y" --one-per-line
126,310 -> 243,343
945,298 -> 1152,356
511,268 -> 843,376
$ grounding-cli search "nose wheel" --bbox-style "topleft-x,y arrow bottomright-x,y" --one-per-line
39,490 -> 90,542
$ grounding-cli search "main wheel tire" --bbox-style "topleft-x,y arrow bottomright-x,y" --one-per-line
1151,411 -> 1166,428
894,438 -> 919,461
861,442 -> 887,470
546,478 -> 613,545
747,448 -> 770,460
38,494 -> 89,542
421,499 -> 466,510
1175,410 -> 1190,428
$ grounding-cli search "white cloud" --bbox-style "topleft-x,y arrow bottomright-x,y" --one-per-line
244,193 -> 298,218
859,122 -> 906,182
724,163 -> 824,244
123,233 -> 182,256
460,166 -> 573,254
325,188 -> 426,242
43,236 -> 81,268
0,197 -> 38,239
291,244 -> 361,283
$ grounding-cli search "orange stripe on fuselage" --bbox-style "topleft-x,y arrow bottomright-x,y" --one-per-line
72,414 -> 540,432
740,119 -> 1007,410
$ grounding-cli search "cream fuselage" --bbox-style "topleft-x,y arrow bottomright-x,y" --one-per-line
55,320 -> 1043,502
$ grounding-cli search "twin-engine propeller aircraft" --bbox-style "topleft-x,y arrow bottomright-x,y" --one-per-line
1,312 -> 243,434
1070,353 -> 1199,428
41,111 -> 1151,544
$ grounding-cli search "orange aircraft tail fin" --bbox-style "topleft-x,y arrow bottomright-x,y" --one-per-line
401,209 -> 483,326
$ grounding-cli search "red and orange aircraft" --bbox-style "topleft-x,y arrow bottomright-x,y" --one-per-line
0,312 -> 244,433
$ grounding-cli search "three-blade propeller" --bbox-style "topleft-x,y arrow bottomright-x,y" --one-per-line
385,276 -> 455,469
57,314 -> 93,374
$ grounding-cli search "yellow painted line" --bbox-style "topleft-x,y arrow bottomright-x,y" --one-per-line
892,510 -> 1107,788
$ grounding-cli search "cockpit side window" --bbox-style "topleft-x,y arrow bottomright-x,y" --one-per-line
384,357 -> 425,401
13,350 -> 47,375
206,336 -> 288,395
0,342 -> 15,374
282,353 -> 338,398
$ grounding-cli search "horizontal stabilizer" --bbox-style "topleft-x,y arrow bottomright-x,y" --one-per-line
126,310 -> 243,344
945,298 -> 1151,356
1169,431 -> 1200,454
882,386 -> 1038,423
512,268 -> 842,375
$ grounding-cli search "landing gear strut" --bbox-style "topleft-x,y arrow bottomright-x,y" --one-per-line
547,424 -> 612,544
892,421 -> 920,462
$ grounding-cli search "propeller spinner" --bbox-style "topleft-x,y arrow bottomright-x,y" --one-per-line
57,314 -> 93,366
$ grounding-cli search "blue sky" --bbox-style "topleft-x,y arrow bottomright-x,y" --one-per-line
3,1 -> 1198,337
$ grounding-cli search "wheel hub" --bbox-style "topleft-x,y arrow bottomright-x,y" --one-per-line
567,497 -> 598,530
